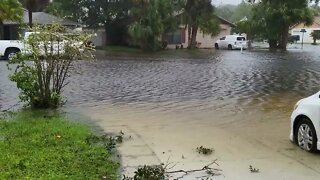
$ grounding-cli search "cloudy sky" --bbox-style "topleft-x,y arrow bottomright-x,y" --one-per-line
213,0 -> 242,5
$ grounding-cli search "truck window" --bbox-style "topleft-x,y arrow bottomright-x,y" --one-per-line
220,37 -> 226,40
237,37 -> 246,41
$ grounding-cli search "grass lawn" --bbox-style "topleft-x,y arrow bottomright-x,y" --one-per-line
0,111 -> 119,179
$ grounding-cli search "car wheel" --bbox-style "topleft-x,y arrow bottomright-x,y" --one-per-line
295,117 -> 318,152
5,49 -> 19,60
228,44 -> 233,50
215,43 -> 219,49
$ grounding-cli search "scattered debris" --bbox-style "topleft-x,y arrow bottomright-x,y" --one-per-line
116,135 -> 123,143
249,165 -> 260,173
120,130 -> 125,135
123,165 -> 166,180
122,160 -> 222,180
196,146 -> 214,155
166,159 -> 222,179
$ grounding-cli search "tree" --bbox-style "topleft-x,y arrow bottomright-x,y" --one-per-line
311,30 -> 320,44
230,1 -> 253,22
310,4 -> 320,16
234,19 -> 255,48
8,24 -> 94,108
46,0 -> 82,20
129,0 -> 181,51
83,0 -> 133,45
215,1 -> 252,23
185,0 -> 220,49
19,0 -> 50,27
0,0 -> 23,39
248,0 -> 318,50
47,0 -> 133,45
215,4 -> 237,22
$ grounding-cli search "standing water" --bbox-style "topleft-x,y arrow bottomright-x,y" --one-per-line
1,45 -> 320,179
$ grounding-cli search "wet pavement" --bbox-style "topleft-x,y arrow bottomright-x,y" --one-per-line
1,44 -> 320,179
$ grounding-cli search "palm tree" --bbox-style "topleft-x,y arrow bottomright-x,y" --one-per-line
19,0 -> 50,27
0,0 -> 23,39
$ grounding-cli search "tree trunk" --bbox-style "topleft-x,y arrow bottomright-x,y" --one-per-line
28,9 -> 33,28
278,25 -> 289,51
105,23 -> 108,45
187,24 -> 192,48
268,39 -> 278,50
190,25 -> 198,49
0,21 -> 3,40
247,34 -> 252,49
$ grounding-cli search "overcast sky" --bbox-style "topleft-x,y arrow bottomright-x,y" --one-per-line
213,0 -> 242,5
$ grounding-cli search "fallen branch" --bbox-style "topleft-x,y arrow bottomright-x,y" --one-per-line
166,159 -> 222,179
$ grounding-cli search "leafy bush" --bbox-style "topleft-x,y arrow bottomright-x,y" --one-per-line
8,24 -> 94,109
133,165 -> 166,180
311,30 -> 320,45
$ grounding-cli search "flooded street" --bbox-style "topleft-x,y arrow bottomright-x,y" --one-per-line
1,45 -> 320,179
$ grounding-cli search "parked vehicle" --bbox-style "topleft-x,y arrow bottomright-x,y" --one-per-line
215,35 -> 248,50
0,40 -> 24,60
0,32 -> 85,60
0,32 -> 36,60
290,91 -> 320,152
288,35 -> 300,44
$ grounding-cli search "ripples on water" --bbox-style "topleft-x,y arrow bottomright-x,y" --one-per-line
1,46 -> 320,113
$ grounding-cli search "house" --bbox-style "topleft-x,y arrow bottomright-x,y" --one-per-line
2,9 -> 80,40
290,16 -> 320,44
83,28 -> 107,47
166,16 -> 236,49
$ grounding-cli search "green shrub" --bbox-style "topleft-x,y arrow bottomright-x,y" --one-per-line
8,24 -> 95,109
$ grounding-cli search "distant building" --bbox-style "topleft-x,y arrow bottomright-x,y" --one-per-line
290,16 -> 320,44
166,16 -> 236,49
2,9 -> 80,40
83,28 -> 107,47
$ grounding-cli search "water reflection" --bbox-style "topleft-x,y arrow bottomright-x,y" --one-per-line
1,46 -> 320,113
64,48 -> 320,114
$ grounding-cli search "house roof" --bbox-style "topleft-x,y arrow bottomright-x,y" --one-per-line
217,16 -> 236,27
3,10 -> 80,26
311,16 -> 320,27
290,16 -> 320,30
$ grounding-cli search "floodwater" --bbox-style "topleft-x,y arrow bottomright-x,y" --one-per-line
1,45 -> 320,179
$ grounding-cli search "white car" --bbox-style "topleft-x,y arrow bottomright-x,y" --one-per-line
290,91 -> 320,152
215,35 -> 248,50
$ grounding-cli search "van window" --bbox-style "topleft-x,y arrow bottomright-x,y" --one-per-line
220,37 -> 226,40
237,37 -> 246,41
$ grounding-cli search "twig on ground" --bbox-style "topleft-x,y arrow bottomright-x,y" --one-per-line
166,159 -> 222,179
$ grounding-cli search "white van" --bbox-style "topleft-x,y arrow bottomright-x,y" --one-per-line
215,35 -> 248,50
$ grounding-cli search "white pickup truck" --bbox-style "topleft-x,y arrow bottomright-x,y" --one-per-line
0,32 -> 34,60
0,32 -> 89,60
